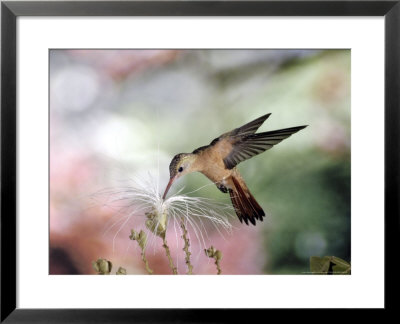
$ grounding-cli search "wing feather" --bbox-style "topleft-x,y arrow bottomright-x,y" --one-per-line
229,113 -> 271,136
195,114 -> 272,154
223,125 -> 307,169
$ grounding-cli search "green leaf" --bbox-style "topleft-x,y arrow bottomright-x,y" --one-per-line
330,256 -> 351,274
310,256 -> 350,275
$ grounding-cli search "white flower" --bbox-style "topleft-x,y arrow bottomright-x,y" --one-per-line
93,173 -> 233,253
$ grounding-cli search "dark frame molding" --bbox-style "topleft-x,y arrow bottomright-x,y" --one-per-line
1,1 -> 398,322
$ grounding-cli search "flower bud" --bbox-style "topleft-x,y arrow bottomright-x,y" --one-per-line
214,250 -> 223,261
116,267 -> 127,275
92,258 -> 112,275
138,230 -> 147,250
129,229 -> 138,241
145,211 -> 168,238
205,246 -> 216,258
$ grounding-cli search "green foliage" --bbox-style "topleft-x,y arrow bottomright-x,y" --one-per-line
310,256 -> 351,275
262,152 -> 351,274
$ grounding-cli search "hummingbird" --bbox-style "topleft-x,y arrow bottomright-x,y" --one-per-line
163,114 -> 307,226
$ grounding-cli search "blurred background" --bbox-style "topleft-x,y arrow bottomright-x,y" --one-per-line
50,49 -> 350,275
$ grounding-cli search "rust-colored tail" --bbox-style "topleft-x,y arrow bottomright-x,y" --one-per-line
229,176 -> 265,226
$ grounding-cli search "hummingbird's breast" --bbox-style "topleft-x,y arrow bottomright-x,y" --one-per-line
194,142 -> 234,188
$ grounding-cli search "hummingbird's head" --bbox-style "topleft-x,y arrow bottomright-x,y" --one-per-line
163,153 -> 196,199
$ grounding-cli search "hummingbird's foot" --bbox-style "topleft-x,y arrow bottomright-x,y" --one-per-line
216,183 -> 228,193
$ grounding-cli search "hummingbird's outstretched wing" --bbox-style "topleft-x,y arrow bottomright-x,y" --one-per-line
228,113 -> 271,137
193,114 -> 271,154
223,125 -> 307,169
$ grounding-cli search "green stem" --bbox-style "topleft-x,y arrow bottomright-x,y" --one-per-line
129,229 -> 153,274
215,258 -> 222,275
141,249 -> 153,274
180,218 -> 193,274
205,246 -> 223,275
162,235 -> 178,275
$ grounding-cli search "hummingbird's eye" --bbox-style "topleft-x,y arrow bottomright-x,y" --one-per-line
178,167 -> 183,172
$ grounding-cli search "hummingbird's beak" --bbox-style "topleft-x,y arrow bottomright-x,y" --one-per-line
162,176 -> 175,200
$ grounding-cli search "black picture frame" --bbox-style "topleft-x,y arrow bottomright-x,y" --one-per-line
1,1 -> 398,322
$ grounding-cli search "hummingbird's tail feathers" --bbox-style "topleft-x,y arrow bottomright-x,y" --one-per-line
247,190 -> 265,222
229,176 -> 265,226
229,189 -> 246,224
224,125 -> 307,169
231,113 -> 272,137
